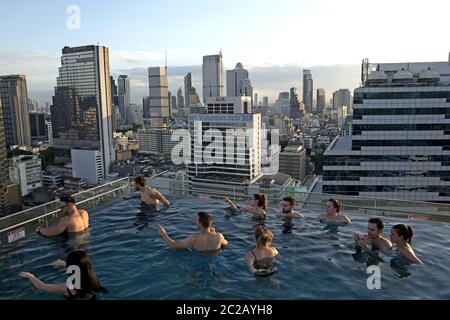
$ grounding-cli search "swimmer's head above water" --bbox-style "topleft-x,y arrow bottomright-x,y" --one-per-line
367,218 -> 385,239
60,195 -> 77,215
134,176 -> 147,191
282,197 -> 295,213
391,224 -> 414,245
325,198 -> 342,215
251,194 -> 267,211
197,212 -> 213,232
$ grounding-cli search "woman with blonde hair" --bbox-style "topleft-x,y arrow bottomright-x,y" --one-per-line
245,225 -> 278,276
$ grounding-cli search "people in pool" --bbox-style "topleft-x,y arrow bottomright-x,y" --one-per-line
224,194 -> 268,218
124,176 -> 171,207
390,224 -> 423,265
354,218 -> 393,254
317,199 -> 351,224
36,195 -> 89,237
158,212 -> 229,253
245,225 -> 279,275
279,196 -> 304,219
19,250 -> 107,300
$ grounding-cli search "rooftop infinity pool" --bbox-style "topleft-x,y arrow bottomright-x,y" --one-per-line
1,197 -> 450,299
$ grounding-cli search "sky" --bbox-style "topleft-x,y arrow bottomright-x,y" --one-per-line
0,0 -> 449,105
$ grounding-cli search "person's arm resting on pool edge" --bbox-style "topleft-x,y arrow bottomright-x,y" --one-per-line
36,218 -> 69,237
19,272 -> 68,295
158,225 -> 192,251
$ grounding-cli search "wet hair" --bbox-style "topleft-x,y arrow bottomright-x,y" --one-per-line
197,212 -> 213,229
283,197 -> 295,206
392,224 -> 414,244
134,176 -> 147,187
368,218 -> 385,230
60,195 -> 75,204
254,225 -> 273,248
66,250 -> 107,298
327,199 -> 342,213
253,194 -> 268,210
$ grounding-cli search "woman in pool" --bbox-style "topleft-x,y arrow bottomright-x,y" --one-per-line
390,224 -> 423,265
245,225 -> 278,276
224,194 -> 268,218
19,250 -> 107,300
317,199 -> 351,224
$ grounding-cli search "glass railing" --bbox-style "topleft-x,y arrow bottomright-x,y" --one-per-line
2,174 -> 450,247
0,177 -> 132,246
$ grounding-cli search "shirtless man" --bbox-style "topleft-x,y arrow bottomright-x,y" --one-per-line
158,212 -> 228,252
279,197 -> 304,218
317,198 -> 351,224
354,218 -> 393,254
123,176 -> 171,207
36,195 -> 89,237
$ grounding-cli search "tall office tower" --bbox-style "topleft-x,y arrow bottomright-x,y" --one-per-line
177,87 -> 184,110
274,92 -> 290,116
226,63 -> 253,105
202,53 -> 224,101
333,89 -> 353,114
184,73 -> 200,110
0,75 -> 31,147
51,45 -> 115,176
302,69 -> 313,114
262,96 -> 269,107
171,95 -> 177,116
289,87 -> 303,119
117,75 -> 130,123
29,112 -> 47,142
323,54 -> 450,202
168,91 -> 172,116
28,98 -> 38,112
110,76 -> 118,131
254,93 -> 259,107
187,113 -> 262,196
145,67 -> 170,128
316,88 -> 326,114
0,97 -> 11,215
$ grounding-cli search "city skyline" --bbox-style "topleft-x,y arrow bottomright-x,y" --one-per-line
1,0 -> 449,105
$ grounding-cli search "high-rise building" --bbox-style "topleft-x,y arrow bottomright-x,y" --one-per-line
279,145 -> 307,183
28,98 -> 39,113
29,112 -> 47,142
333,89 -> 353,114
226,63 -> 253,105
254,93 -> 259,107
0,97 -> 11,214
0,75 -> 31,147
9,155 -> 43,196
171,95 -> 177,116
274,92 -> 290,116
187,113 -> 262,196
51,45 -> 115,176
202,53 -> 224,101
316,88 -> 326,114
262,97 -> 269,107
204,96 -> 252,114
137,128 -> 177,159
145,67 -> 170,128
117,75 -> 130,123
323,54 -> 450,202
289,87 -> 303,119
302,69 -> 313,114
184,73 -> 200,110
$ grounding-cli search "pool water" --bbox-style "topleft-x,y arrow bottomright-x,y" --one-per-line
1,197 -> 450,299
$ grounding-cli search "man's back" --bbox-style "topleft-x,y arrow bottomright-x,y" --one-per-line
66,209 -> 89,233
191,233 -> 224,252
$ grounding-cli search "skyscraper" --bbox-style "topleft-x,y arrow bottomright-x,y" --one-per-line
117,75 -> 130,123
226,63 -> 253,105
254,93 -> 259,107
177,87 -> 184,110
333,89 -> 353,114
0,75 -> 31,147
323,54 -> 450,202
316,88 -> 326,114
184,73 -> 200,109
0,96 -> 11,215
51,45 -> 115,176
302,69 -> 313,114
289,87 -> 303,119
202,53 -> 224,101
146,67 -> 170,128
